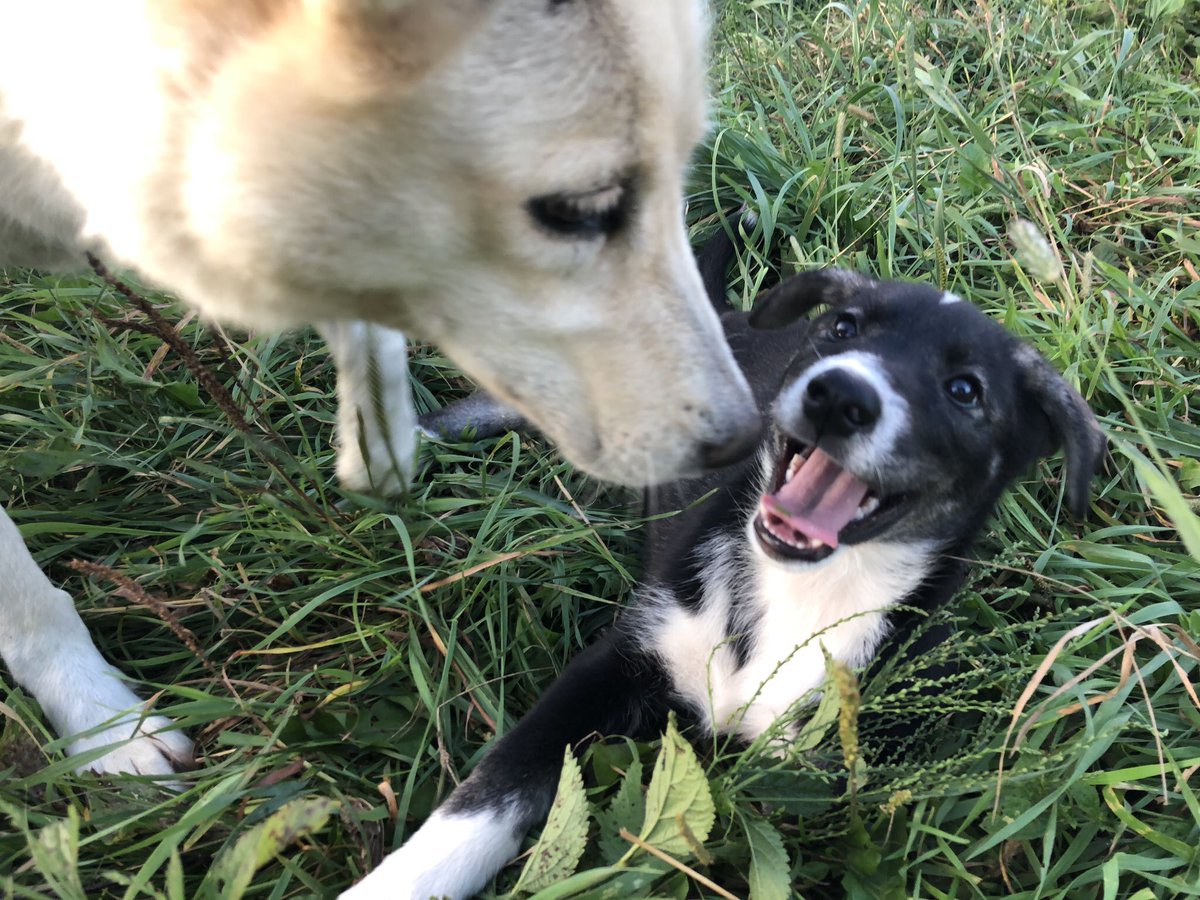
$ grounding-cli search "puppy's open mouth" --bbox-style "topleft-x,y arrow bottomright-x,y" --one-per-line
753,440 -> 901,562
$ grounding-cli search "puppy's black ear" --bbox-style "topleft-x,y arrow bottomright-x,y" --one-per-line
1015,343 -> 1106,517
748,269 -> 872,330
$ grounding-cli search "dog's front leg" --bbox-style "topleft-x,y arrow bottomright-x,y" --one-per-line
341,628 -> 670,900
318,322 -> 416,496
0,506 -> 192,775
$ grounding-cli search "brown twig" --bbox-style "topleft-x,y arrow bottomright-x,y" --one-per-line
87,253 -> 252,434
418,550 -> 558,594
66,559 -> 210,669
617,828 -> 739,900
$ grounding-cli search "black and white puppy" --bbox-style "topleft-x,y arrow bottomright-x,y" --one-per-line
341,236 -> 1106,900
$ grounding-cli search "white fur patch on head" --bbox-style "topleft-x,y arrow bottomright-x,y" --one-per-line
340,803 -> 526,900
774,350 -> 910,475
939,291 -> 962,305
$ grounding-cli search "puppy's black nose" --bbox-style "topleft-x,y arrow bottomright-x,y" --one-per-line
804,369 -> 880,437
700,408 -> 763,470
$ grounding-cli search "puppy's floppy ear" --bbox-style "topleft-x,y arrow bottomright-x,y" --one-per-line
748,269 -> 873,330
306,0 -> 493,84
1014,343 -> 1106,518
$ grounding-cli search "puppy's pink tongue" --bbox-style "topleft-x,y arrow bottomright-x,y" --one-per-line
760,448 -> 870,547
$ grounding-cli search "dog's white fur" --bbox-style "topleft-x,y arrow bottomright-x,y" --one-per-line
0,508 -> 194,774
640,537 -> 935,742
340,804 -> 528,900
1,0 -> 755,776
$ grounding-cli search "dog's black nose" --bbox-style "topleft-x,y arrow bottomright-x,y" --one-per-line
804,369 -> 880,437
700,408 -> 763,470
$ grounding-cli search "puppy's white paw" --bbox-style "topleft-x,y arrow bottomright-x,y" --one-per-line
341,806 -> 525,900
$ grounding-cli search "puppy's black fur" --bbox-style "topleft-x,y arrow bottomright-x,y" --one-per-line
385,230 -> 1106,899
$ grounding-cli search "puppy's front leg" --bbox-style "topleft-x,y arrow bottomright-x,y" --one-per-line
342,628 -> 670,900
318,321 -> 416,496
0,506 -> 192,775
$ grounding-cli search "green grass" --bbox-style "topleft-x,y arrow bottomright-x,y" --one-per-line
2,0 -> 1199,897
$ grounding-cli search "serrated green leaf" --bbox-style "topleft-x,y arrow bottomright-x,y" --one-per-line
513,747 -> 591,895
597,756 -> 644,864
623,714 -> 714,863
608,757 -> 645,833
738,812 -> 792,900
205,797 -> 336,900
674,812 -> 713,865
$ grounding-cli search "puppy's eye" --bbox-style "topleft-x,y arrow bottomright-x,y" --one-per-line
831,313 -> 858,339
527,185 -> 626,238
946,375 -> 982,407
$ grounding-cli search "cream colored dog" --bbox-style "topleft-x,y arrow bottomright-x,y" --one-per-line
0,0 -> 757,778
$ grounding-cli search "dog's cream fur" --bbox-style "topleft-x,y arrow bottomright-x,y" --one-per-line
0,0 -> 754,777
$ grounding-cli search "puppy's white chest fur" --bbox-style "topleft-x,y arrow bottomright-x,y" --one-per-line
646,539 -> 935,741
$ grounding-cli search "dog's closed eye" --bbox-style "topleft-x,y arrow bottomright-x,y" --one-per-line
527,184 -> 628,238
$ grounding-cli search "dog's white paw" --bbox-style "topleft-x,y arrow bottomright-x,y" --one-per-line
341,806 -> 524,900
318,321 -> 417,496
334,423 -> 416,497
68,711 -> 194,777
15,619 -> 194,777
1,506 -> 191,780
32,638 -> 193,777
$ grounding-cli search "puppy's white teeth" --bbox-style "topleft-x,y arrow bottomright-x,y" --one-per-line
853,495 -> 880,522
784,454 -> 804,483
761,512 -> 826,552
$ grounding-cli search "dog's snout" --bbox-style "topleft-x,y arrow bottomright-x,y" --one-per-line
700,406 -> 763,470
804,369 -> 880,437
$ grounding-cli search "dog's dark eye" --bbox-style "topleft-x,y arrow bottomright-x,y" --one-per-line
946,375 -> 982,407
831,313 -> 858,340
527,185 -> 626,238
